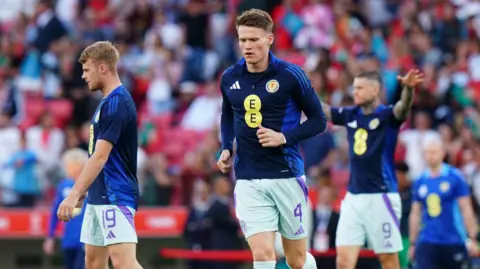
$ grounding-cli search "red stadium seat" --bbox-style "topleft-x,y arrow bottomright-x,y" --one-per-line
46,99 -> 73,127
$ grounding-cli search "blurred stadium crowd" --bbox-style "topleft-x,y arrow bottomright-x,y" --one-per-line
2,0 -> 480,267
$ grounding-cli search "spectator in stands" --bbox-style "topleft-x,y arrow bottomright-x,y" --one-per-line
0,113 -> 21,206
0,73 -> 23,124
30,0 -> 68,55
179,0 -> 219,83
26,110 -> 64,193
399,111 -> 440,179
311,182 -> 338,252
142,153 -> 174,206
181,81 -> 222,131
206,173 -> 241,269
5,132 -> 38,207
183,180 -> 212,269
311,182 -> 338,269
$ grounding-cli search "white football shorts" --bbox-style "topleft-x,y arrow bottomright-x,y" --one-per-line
80,204 -> 137,246
336,192 -> 403,254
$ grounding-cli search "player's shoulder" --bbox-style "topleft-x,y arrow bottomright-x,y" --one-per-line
445,164 -> 466,181
221,57 -> 246,79
277,59 -> 307,81
100,86 -> 134,117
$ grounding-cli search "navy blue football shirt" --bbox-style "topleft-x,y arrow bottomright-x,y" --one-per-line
331,105 -> 403,193
413,163 -> 469,245
220,51 -> 327,179
87,85 -> 139,210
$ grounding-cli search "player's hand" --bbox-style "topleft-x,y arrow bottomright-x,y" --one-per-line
43,238 -> 55,255
257,125 -> 286,147
57,191 -> 80,222
467,238 -> 479,257
397,69 -> 424,88
408,245 -> 415,261
217,149 -> 232,174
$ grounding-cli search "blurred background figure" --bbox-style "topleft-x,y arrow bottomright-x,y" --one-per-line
183,180 -> 212,269
206,173 -> 241,269
43,148 -> 88,269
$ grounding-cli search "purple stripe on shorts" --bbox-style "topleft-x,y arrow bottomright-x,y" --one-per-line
118,205 -> 135,228
295,177 -> 308,202
382,193 -> 400,230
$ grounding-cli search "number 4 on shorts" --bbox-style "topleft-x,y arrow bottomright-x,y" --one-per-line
294,203 -> 302,223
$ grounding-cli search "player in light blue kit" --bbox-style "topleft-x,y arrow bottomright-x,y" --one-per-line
44,148 -> 88,269
321,70 -> 423,269
57,41 -> 142,269
409,138 -> 478,269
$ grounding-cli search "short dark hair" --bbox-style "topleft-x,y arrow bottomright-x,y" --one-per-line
236,9 -> 274,33
355,70 -> 383,87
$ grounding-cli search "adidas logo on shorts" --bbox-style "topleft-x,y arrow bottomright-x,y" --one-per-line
106,231 -> 116,239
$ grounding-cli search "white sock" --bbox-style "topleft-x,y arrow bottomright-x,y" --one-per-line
302,252 -> 317,269
253,261 -> 276,269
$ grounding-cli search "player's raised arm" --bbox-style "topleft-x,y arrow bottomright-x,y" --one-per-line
393,69 -> 424,121
282,65 -> 327,145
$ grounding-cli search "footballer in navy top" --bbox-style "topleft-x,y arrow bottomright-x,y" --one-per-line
87,85 -> 139,209
412,164 -> 469,245
330,105 -> 403,193
220,51 -> 327,179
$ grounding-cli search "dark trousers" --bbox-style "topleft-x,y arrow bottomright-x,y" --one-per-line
414,242 -> 468,269
63,247 -> 85,269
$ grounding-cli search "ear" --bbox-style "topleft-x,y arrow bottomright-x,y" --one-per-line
99,64 -> 107,74
268,34 -> 274,46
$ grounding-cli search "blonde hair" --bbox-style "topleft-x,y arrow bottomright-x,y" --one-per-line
62,148 -> 89,166
78,41 -> 120,71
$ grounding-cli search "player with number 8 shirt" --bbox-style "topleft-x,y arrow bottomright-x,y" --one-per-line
217,9 -> 327,269
409,138 -> 478,269
321,69 -> 423,269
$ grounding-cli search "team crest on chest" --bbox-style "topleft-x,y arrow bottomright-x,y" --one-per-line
265,79 -> 279,93
94,110 -> 101,123
440,182 -> 450,192
419,185 -> 428,198
369,118 -> 380,130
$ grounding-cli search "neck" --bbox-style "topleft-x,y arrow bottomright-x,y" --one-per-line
360,99 -> 381,115
101,75 -> 122,98
247,54 -> 269,73
430,163 -> 443,176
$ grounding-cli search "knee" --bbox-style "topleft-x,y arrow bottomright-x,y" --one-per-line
84,250 -> 97,267
285,254 -> 306,269
251,245 -> 276,261
378,253 -> 399,269
109,252 -> 140,269
336,254 -> 354,269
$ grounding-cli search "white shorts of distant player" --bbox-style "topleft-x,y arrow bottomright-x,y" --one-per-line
80,204 -> 138,246
336,192 -> 403,254
234,176 -> 310,241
